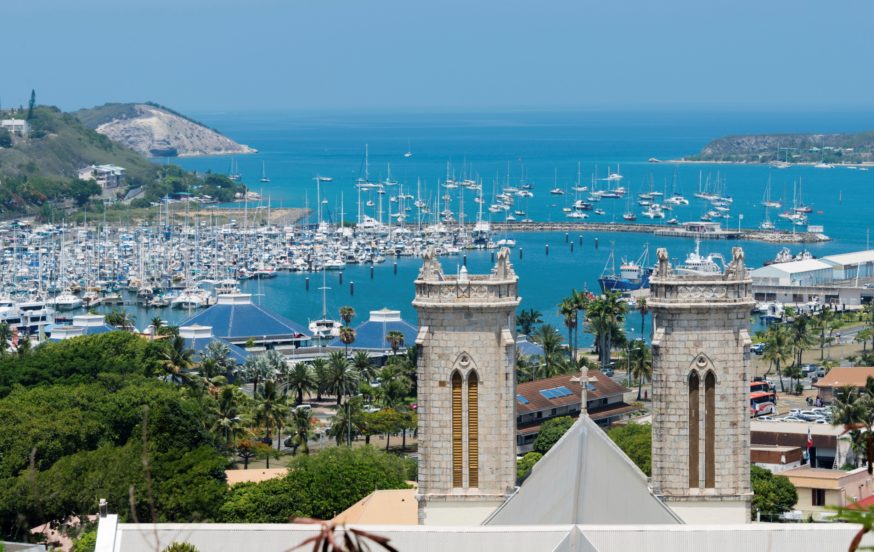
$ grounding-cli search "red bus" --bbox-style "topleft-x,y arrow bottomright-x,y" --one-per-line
750,391 -> 777,417
750,381 -> 776,400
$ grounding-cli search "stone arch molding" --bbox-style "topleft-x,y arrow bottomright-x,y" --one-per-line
688,352 -> 719,383
451,351 -> 479,381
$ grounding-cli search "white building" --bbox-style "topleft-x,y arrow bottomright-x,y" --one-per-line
78,164 -> 127,189
1,118 -> 28,136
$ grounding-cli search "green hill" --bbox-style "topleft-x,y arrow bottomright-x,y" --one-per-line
689,131 -> 874,164
0,105 -> 160,218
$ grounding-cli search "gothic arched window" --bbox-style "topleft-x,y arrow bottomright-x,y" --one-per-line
451,371 -> 463,488
688,371 -> 700,488
705,370 -> 716,488
467,371 -> 479,488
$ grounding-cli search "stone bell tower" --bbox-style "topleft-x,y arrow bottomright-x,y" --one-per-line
413,248 -> 520,525
649,247 -> 754,524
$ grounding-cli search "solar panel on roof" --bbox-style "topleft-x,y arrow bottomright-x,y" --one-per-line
586,383 -> 596,392
516,394 -> 529,404
554,386 -> 573,397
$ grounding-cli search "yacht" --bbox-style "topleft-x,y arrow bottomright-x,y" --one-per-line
171,288 -> 210,309
675,240 -> 724,276
52,290 -> 82,311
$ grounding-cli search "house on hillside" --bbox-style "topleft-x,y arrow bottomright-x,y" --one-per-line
1,118 -> 28,136
78,164 -> 126,190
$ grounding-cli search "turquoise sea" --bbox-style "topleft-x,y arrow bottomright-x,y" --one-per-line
148,110 -> 874,345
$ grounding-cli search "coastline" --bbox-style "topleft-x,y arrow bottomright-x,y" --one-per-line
660,158 -> 874,167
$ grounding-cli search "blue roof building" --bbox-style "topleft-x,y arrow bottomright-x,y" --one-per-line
179,324 -> 250,365
49,314 -> 118,341
328,308 -> 417,352
181,293 -> 310,347
516,337 -> 545,358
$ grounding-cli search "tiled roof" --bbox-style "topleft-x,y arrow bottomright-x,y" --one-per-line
515,371 -> 630,415
813,367 -> 874,389
182,297 -> 309,341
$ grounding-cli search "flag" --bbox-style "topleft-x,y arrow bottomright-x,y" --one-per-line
807,426 -> 813,451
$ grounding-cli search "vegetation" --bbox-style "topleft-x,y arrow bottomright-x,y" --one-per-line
750,465 -> 797,521
832,379 -> 874,474
516,452 -> 542,483
607,423 -> 652,476
532,416 -> 574,455
690,130 -> 874,164
161,543 -> 201,552
218,446 -> 412,523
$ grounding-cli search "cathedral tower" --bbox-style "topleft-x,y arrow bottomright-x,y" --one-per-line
413,248 -> 520,525
649,246 -> 753,524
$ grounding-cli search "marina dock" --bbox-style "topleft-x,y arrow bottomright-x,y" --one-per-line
477,221 -> 829,243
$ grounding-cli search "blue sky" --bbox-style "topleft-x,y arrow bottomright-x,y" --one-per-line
3,0 -> 873,112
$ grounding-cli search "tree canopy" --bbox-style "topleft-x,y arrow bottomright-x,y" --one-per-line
532,416 -> 574,455
607,422 -> 652,476
219,446 -> 412,522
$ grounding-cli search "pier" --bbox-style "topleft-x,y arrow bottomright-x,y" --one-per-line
448,221 -> 830,243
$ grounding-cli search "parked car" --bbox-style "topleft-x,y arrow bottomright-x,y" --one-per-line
815,366 -> 826,377
602,368 -> 615,377
750,343 -> 766,355
801,364 -> 820,376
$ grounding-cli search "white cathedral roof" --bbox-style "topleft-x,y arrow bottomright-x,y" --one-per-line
485,416 -> 681,526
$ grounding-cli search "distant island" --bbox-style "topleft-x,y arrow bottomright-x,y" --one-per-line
75,102 -> 255,158
680,130 -> 874,165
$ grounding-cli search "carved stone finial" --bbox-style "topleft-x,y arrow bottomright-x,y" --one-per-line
419,247 -> 444,281
724,246 -> 746,280
492,247 -> 515,279
656,247 -> 672,277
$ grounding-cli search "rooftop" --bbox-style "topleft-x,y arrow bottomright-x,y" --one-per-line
181,294 -> 309,342
331,488 -> 418,525
813,366 -> 874,389
822,249 -> 874,267
326,309 -> 416,351
515,372 -> 630,415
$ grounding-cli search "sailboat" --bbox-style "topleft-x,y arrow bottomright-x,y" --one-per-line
260,161 -> 270,183
761,176 -> 781,208
308,269 -> 341,340
404,140 -> 413,158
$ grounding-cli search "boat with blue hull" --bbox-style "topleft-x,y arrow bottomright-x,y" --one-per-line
598,245 -> 652,294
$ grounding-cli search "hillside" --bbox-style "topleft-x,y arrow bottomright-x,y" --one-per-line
688,131 -> 874,164
75,102 -> 256,157
0,106 -> 158,182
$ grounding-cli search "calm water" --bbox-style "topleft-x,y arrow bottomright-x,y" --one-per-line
138,110 -> 874,345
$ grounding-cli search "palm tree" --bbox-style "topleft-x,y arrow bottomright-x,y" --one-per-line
586,292 -> 627,370
289,406 -> 314,455
242,354 -> 275,398
339,326 -> 356,355
105,309 -> 136,330
263,349 -> 288,393
386,330 -> 405,356
832,382 -> 874,474
310,358 -> 328,402
352,350 -> 377,384
160,335 -> 195,384
629,340 -> 652,401
286,362 -> 316,406
203,341 -> 233,371
815,306 -> 836,360
254,380 -> 289,458
325,351 -> 359,405
636,297 -> 648,336
559,297 -> 578,361
329,396 -> 365,445
516,308 -> 543,336
150,316 -> 164,339
212,386 -> 242,450
532,324 -> 565,379
339,306 -> 356,327
762,324 -> 792,392
788,313 -> 815,373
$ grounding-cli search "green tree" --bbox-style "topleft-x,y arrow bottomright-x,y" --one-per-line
833,382 -> 874,474
27,89 -> 36,120
532,416 -> 574,455
212,387 -> 242,451
72,530 -> 97,552
241,354 -> 273,398
585,292 -> 627,370
159,335 -> 196,385
516,308 -> 543,336
162,542 -> 200,552
339,326 -> 356,355
608,422 -> 652,476
386,330 -> 405,356
339,306 -> 356,327
559,297 -> 578,361
636,297 -> 648,335
218,446 -> 410,523
762,324 -> 792,392
750,465 -> 798,521
516,451 -> 542,483
254,381 -> 288,459
286,362 -> 316,406
324,351 -> 358,405
352,350 -> 377,384
629,340 -> 653,401
0,129 -> 12,149
288,406 -> 314,455
531,324 -> 566,379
